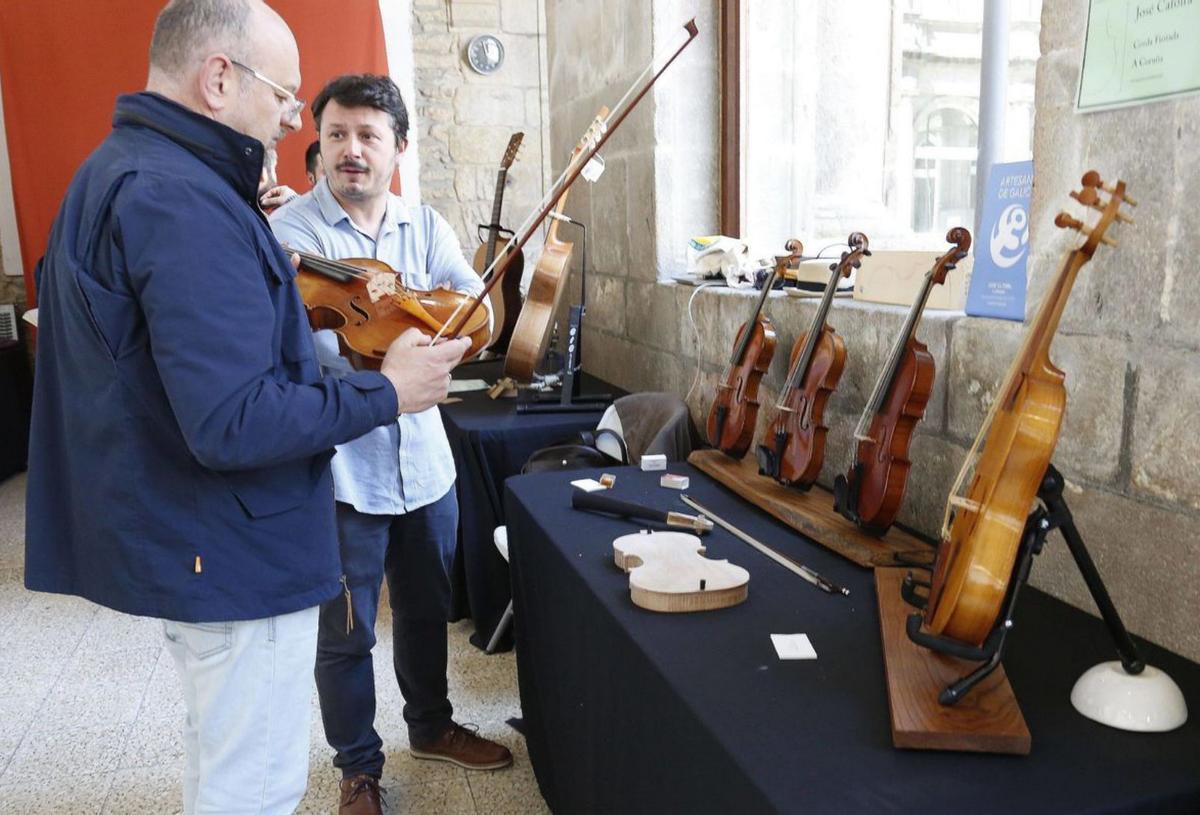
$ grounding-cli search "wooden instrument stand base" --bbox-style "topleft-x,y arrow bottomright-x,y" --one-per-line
687,449 -> 930,568
876,567 -> 1031,755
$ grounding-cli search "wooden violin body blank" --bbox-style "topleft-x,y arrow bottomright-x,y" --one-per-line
707,240 -> 802,458
924,172 -> 1133,647
295,254 -> 492,369
837,227 -> 970,534
613,531 -> 749,613
757,232 -> 870,489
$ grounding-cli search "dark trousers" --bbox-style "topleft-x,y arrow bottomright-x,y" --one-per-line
315,489 -> 458,779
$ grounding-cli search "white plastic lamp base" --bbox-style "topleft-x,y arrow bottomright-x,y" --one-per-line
1070,661 -> 1188,732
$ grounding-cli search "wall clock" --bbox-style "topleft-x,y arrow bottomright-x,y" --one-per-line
466,33 -> 505,75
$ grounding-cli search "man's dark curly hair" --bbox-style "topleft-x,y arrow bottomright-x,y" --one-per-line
312,74 -> 409,146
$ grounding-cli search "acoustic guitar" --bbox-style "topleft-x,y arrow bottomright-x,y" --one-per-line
473,132 -> 525,354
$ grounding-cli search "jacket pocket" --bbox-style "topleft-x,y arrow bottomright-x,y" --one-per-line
223,453 -> 333,519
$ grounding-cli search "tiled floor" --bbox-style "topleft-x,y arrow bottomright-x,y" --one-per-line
0,472 -> 550,814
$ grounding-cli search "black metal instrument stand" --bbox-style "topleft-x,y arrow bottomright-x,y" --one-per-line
518,216 -> 612,414
902,464 -> 1144,705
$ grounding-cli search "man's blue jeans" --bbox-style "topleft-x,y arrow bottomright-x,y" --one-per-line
315,489 -> 458,778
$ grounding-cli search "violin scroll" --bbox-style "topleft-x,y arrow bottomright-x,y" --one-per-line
930,227 -> 972,285
1057,170 -> 1134,257
831,232 -> 871,277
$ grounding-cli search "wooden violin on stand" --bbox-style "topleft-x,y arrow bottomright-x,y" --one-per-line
502,134 -> 588,383
473,132 -> 525,354
431,19 -> 700,359
706,239 -> 803,458
923,171 -> 1134,646
834,227 -> 971,534
756,233 -> 871,489
294,251 -> 493,368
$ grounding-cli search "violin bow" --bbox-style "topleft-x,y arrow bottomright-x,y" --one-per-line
433,18 -> 700,343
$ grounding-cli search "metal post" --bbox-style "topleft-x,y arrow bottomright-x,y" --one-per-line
974,0 -> 1010,243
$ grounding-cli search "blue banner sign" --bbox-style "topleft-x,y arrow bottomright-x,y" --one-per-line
966,160 -> 1034,321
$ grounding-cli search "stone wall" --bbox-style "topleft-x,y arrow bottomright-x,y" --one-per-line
411,0 -> 550,272
547,0 -> 1200,661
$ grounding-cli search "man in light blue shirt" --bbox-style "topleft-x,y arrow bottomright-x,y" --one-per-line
271,74 -> 511,814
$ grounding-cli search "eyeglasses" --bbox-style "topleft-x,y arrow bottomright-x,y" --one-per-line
230,59 -> 305,119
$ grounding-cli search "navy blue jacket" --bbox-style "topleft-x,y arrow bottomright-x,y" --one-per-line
25,93 -> 398,622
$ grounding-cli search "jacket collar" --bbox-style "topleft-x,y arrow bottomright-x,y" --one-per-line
112,92 -> 264,203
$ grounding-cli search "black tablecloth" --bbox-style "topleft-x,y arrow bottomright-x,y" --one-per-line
442,360 -> 617,650
0,339 -> 32,483
505,464 -> 1200,814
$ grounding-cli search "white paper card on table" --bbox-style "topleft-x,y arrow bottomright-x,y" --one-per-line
771,634 -> 817,660
571,478 -> 606,493
448,379 -> 489,393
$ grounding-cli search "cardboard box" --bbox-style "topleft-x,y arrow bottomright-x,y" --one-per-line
852,251 -> 971,311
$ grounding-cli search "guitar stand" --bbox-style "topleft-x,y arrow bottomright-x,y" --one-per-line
517,303 -> 612,413
516,217 -> 611,414
902,463 -> 1144,705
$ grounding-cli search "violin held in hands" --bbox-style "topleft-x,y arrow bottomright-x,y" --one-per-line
293,251 -> 493,369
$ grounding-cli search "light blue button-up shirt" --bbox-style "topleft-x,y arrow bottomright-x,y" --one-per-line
270,179 -> 484,515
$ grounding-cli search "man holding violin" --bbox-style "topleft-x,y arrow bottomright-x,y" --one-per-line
24,1 -> 470,811
271,74 -> 511,815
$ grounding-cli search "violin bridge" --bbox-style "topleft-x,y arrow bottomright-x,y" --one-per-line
948,495 -> 981,514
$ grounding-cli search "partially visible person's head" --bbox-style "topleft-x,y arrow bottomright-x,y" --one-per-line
146,0 -> 303,153
312,74 -> 408,204
305,139 -> 324,186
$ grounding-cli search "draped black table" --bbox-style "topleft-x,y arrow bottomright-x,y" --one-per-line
442,360 -> 618,651
504,464 -> 1200,814
0,339 -> 32,483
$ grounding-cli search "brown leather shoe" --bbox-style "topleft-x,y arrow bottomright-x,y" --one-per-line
339,774 -> 384,815
409,722 -> 514,770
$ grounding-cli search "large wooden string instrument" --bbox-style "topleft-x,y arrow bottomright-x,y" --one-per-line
706,239 -> 803,458
502,135 -> 587,382
834,227 -> 971,533
473,132 -> 525,354
295,252 -> 493,366
433,19 -> 700,355
756,233 -> 871,489
924,171 -> 1134,646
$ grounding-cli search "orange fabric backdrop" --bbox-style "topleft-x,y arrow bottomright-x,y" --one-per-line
0,1 -> 389,303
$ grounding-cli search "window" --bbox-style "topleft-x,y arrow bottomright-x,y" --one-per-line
725,0 -> 1041,254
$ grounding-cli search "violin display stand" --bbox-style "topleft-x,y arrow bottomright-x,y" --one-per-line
875,567 -> 1030,754
887,463 -> 1170,752
687,449 -> 930,568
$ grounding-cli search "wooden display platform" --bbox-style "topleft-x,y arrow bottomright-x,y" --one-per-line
687,449 -> 930,568
875,568 -> 1030,755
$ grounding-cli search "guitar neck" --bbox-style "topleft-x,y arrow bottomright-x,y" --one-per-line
484,168 -> 508,266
